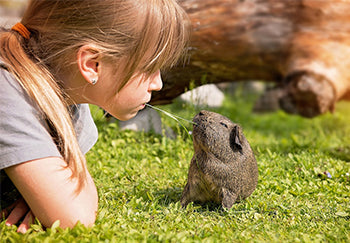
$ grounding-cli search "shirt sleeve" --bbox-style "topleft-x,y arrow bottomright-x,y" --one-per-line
71,103 -> 99,155
0,68 -> 98,170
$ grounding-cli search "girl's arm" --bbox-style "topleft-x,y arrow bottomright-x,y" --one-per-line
4,157 -> 98,229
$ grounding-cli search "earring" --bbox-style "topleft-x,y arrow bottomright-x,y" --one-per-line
91,78 -> 98,85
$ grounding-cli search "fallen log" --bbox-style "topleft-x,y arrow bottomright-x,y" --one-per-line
1,1 -> 349,118
152,0 -> 350,118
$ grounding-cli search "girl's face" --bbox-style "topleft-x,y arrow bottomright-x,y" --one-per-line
98,69 -> 163,121
78,63 -> 163,121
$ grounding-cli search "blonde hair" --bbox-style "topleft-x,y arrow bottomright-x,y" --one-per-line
0,0 -> 190,190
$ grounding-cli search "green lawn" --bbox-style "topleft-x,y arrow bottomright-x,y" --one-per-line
1,88 -> 350,242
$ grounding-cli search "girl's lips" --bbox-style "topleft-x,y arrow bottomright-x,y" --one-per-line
142,101 -> 150,107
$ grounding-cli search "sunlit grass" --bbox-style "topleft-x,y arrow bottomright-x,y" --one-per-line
1,90 -> 349,242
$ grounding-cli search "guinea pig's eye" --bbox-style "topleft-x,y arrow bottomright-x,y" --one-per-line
220,122 -> 228,128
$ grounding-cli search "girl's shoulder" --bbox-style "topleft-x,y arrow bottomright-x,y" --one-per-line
0,60 -> 28,99
0,61 -> 61,169
0,61 -> 98,169
0,60 -> 41,117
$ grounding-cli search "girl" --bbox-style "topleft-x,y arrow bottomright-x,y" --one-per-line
0,0 -> 190,233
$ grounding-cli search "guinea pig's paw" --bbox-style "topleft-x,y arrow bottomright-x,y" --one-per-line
221,188 -> 238,209
180,183 -> 192,208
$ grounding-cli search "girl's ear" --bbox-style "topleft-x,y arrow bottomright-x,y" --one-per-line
77,45 -> 101,85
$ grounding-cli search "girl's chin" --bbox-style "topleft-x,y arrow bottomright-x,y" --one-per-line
116,110 -> 139,121
105,105 -> 145,121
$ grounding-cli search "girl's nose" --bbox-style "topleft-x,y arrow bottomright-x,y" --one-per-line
148,70 -> 163,92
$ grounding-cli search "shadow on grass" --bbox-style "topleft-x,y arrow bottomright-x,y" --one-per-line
150,187 -> 229,213
151,187 -> 182,206
327,146 -> 350,162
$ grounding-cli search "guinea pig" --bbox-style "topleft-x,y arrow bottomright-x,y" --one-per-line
181,110 -> 258,209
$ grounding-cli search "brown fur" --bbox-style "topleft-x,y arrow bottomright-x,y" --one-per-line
181,110 -> 258,209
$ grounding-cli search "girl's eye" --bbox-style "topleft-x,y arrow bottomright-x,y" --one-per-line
220,122 -> 228,128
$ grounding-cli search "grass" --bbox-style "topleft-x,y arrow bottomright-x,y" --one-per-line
1,86 -> 350,242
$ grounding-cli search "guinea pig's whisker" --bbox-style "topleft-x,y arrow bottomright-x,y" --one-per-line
145,104 -> 197,125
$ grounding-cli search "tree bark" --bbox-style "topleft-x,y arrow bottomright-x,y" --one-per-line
152,0 -> 350,117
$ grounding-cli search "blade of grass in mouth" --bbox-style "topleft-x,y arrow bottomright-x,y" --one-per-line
145,104 -> 197,125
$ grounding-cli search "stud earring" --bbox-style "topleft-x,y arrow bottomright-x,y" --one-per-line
91,78 -> 98,85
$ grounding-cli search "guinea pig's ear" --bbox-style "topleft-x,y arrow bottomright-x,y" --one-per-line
230,126 -> 243,152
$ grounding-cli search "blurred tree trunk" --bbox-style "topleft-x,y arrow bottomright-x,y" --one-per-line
152,0 -> 350,118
